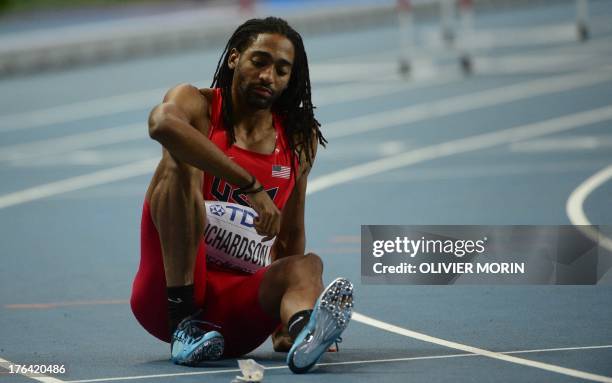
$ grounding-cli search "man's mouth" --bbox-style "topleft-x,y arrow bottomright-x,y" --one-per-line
253,86 -> 273,97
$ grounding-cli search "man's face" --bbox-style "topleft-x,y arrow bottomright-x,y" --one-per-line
229,33 -> 295,109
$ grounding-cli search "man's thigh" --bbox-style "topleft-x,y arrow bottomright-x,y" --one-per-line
201,267 -> 281,357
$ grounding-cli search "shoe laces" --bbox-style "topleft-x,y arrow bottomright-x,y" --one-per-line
175,314 -> 221,344
334,336 -> 343,352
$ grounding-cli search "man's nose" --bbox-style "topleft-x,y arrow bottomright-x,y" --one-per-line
259,66 -> 274,84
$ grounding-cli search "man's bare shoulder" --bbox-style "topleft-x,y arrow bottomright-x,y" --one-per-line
161,84 -> 211,123
198,87 -> 215,105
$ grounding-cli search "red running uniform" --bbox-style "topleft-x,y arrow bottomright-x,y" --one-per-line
131,88 -> 297,357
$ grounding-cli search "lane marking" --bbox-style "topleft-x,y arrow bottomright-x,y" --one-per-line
506,345 -> 612,355
0,71 -> 450,134
4,300 -> 129,309
566,165 -> 612,252
510,136 -> 612,153
0,158 -> 157,209
0,123 -> 144,162
0,89 -> 161,134
309,105 -> 612,193
313,71 -> 457,104
325,65 -> 612,139
55,344 -> 612,383
0,356 -> 65,383
2,33 -> 611,134
0,75 -> 457,162
2,63 -> 610,163
423,20 -> 612,50
350,160 -> 611,182
352,313 -> 612,383
2,106 -> 612,210
330,34 -> 612,66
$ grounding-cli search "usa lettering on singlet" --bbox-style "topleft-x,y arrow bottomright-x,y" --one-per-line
201,88 -> 296,273
204,201 -> 273,274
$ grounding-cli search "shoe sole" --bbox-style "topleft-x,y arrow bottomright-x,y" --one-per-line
172,331 -> 224,366
287,277 -> 353,374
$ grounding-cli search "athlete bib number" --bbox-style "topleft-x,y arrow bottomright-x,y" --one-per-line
204,201 -> 274,273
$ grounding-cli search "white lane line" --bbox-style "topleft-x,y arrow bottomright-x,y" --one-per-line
0,69 -> 448,134
505,345 -> 612,355
2,106 -> 612,209
510,136 -> 612,153
566,165 -> 612,252
474,54 -> 612,76
352,313 -> 612,383
309,105 -> 612,193
0,75 -> 459,162
325,65 -> 612,139
59,344 -> 612,383
313,71 -> 458,105
0,123 -> 144,162
0,158 -> 158,209
0,356 -> 66,383
2,32 -> 611,135
423,20 -> 612,50
12,148 -> 158,167
329,34 -> 612,66
1,63 -> 608,163
349,160 -> 611,182
0,89 -> 162,134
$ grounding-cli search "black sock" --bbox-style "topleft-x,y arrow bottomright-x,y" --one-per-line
287,309 -> 313,340
167,284 -> 195,334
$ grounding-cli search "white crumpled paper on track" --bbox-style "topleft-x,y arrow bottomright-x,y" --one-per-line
231,359 -> 265,383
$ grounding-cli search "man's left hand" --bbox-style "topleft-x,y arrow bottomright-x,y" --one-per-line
271,326 -> 293,352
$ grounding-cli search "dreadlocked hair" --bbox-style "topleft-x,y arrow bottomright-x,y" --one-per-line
210,16 -> 326,167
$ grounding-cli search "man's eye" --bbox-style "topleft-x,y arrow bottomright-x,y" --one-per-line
252,60 -> 265,67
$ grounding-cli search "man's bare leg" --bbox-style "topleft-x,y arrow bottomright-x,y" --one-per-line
259,255 -> 353,373
259,256 -> 324,352
258,254 -> 324,326
147,155 -> 205,330
259,254 -> 329,346
147,155 -> 224,364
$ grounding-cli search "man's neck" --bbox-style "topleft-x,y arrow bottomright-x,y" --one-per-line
231,92 -> 274,137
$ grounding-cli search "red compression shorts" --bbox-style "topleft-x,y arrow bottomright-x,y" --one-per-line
130,201 -> 280,357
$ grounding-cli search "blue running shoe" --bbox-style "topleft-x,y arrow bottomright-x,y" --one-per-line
171,314 -> 224,366
287,277 -> 354,374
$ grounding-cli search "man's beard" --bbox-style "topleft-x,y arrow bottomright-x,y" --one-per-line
244,84 -> 278,109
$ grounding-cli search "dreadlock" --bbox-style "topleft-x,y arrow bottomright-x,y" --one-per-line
211,17 -> 326,167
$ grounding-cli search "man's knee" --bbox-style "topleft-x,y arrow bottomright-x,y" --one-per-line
285,253 -> 323,283
159,155 -> 202,188
148,156 -> 204,227
150,156 -> 202,201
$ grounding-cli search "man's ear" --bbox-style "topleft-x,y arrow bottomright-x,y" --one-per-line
228,48 -> 240,70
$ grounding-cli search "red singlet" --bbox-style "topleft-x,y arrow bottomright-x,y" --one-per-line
131,88 -> 297,357
203,88 -> 296,210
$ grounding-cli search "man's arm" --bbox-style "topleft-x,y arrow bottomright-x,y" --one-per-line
149,84 -> 254,188
149,84 -> 281,239
271,172 -> 307,260
271,138 -> 318,261
270,137 -> 319,352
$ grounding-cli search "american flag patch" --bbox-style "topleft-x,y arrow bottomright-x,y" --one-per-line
272,164 -> 291,179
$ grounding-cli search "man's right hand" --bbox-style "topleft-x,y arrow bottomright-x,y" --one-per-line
248,186 -> 281,242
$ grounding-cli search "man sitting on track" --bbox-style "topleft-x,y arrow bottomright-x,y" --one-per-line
130,17 -> 353,374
